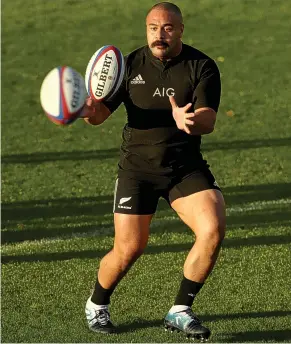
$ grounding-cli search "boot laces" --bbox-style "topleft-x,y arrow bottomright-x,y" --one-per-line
182,308 -> 202,329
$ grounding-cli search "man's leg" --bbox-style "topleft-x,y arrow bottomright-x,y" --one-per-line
172,189 -> 225,283
86,213 -> 153,333
86,174 -> 160,333
97,213 -> 153,290
165,187 -> 225,340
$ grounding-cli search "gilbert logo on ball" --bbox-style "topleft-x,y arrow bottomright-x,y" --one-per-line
40,66 -> 87,125
85,45 -> 125,102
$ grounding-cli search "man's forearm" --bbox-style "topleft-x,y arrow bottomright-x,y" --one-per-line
186,122 -> 215,135
184,108 -> 216,135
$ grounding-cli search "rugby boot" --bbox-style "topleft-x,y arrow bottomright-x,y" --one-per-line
85,297 -> 116,333
164,307 -> 210,342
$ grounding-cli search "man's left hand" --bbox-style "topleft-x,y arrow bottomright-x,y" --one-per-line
169,96 -> 216,135
169,96 -> 194,134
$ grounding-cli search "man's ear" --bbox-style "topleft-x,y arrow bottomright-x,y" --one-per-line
180,24 -> 184,37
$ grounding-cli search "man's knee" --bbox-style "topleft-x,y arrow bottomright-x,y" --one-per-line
114,242 -> 145,270
197,221 -> 226,247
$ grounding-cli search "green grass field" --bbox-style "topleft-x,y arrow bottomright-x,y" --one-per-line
1,0 -> 291,342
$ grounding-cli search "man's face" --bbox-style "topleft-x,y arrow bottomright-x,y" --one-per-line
146,8 -> 184,60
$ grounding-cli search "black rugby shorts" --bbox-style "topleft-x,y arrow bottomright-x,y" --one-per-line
113,168 -> 221,215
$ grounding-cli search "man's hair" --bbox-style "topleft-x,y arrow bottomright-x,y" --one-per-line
147,2 -> 183,22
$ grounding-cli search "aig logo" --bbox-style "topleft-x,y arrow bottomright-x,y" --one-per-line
153,87 -> 175,97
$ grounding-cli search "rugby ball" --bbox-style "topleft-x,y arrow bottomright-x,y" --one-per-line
40,66 -> 87,125
85,45 -> 125,102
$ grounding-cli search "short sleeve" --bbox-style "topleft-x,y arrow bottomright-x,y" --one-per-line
102,56 -> 128,113
102,78 -> 126,113
193,59 -> 221,112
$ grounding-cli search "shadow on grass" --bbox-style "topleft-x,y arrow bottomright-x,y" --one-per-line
1,194 -> 114,244
1,224 -> 113,244
223,182 -> 291,205
2,210 -> 290,244
88,311 -> 291,336
116,311 -> 291,340
202,137 -> 291,151
2,137 -> 290,164
2,183 -> 290,220
203,310 -> 291,322
117,319 -> 162,333
2,182 -> 290,244
224,329 -> 291,342
2,195 -> 113,222
226,208 -> 291,229
209,311 -> 291,342
1,148 -> 120,164
2,207 -> 290,244
2,234 -> 290,264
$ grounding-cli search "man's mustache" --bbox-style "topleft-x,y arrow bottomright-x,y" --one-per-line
151,40 -> 169,48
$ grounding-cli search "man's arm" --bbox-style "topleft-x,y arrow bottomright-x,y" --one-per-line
170,59 -> 221,135
185,107 -> 217,135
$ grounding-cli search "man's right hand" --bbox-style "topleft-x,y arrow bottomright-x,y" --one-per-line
80,97 -> 111,125
79,97 -> 100,119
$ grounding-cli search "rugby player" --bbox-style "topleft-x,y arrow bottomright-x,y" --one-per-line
82,2 -> 225,340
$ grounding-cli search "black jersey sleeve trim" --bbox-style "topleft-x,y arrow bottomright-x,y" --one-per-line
102,56 -> 129,113
193,59 -> 221,113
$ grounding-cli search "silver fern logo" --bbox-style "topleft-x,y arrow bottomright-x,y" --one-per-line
119,197 -> 132,205
118,197 -> 132,209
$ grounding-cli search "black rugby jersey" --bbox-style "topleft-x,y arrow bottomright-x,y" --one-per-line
103,43 -> 221,176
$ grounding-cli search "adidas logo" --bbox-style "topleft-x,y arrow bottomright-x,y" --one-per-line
130,74 -> 145,84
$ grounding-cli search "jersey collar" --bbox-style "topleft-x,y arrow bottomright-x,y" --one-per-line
145,43 -> 186,70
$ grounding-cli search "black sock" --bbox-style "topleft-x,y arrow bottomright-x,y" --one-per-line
91,279 -> 115,305
174,276 -> 204,307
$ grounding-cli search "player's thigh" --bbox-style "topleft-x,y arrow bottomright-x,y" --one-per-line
113,176 -> 159,252
169,170 -> 226,238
